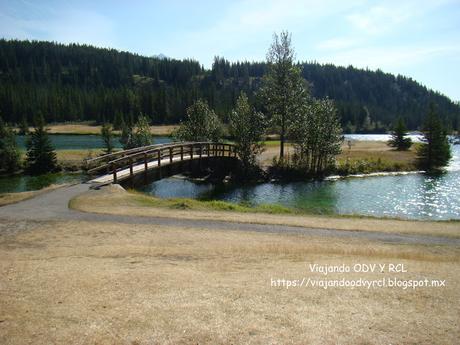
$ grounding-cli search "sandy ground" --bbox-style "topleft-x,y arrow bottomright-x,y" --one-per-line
0,218 -> 459,345
70,186 -> 460,239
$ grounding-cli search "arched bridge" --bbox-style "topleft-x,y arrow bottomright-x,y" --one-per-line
85,142 -> 238,186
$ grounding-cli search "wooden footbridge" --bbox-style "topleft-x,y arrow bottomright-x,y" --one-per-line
85,142 -> 238,186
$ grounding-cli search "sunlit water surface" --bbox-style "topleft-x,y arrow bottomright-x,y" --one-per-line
138,140 -> 460,220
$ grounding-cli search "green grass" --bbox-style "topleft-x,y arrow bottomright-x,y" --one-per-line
129,190 -> 295,214
335,157 -> 416,175
129,191 -> 460,222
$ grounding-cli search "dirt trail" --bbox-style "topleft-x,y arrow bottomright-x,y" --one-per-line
0,183 -> 458,246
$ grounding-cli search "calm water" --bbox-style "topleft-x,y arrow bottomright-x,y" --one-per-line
16,135 -> 172,150
138,142 -> 460,220
0,134 -> 172,194
0,173 -> 83,194
344,133 -> 423,143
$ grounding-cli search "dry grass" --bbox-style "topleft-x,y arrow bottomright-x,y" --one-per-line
0,184 -> 65,207
70,186 -> 460,238
0,218 -> 458,344
260,141 -> 417,170
338,141 -> 417,168
40,123 -> 177,136
55,149 -> 105,168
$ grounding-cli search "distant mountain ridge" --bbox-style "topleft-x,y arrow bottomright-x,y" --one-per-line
0,39 -> 458,132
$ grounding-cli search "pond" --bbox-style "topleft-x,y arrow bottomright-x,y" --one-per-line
1,135 -> 173,194
137,139 -> 460,221
0,173 -> 84,194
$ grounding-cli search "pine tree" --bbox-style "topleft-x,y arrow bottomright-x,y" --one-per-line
229,92 -> 267,175
113,111 -> 124,130
417,105 -> 451,171
261,31 -> 308,159
101,123 -> 114,154
0,117 -> 21,173
19,116 -> 29,135
25,114 -> 58,175
388,117 -> 412,150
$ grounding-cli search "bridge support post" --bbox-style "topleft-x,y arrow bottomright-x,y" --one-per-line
180,146 -> 184,161
157,149 -> 162,178
169,147 -> 173,164
112,163 -> 117,184
199,144 -> 202,170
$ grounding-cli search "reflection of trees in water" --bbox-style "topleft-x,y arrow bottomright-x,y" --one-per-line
277,181 -> 338,214
198,180 -> 338,214
138,171 -> 460,220
0,175 -> 25,193
24,175 -> 58,192
0,173 -> 79,194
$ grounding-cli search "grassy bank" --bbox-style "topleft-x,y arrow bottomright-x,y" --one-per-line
259,140 -> 417,174
70,185 -> 460,238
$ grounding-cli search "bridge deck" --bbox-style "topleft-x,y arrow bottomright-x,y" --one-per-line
86,142 -> 237,186
89,153 -> 212,184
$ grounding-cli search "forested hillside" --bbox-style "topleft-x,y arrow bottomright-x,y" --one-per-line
1,39 -> 459,132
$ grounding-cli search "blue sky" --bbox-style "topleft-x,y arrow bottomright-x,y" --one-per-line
1,0 -> 459,101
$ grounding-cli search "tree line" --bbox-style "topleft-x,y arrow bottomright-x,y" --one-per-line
1,39 -> 459,132
0,33 -> 452,177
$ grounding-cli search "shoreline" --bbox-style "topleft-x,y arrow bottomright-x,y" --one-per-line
69,185 -> 460,238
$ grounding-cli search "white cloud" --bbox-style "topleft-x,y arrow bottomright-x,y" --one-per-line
346,0 -> 456,35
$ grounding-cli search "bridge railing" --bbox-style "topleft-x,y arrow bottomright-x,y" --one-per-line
84,141 -> 186,173
86,142 -> 238,183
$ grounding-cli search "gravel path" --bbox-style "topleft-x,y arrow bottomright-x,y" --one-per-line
0,183 -> 458,246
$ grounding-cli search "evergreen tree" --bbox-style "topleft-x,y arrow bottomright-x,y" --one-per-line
175,99 -> 223,142
388,117 -> 412,150
417,105 -> 451,171
229,92 -> 267,174
261,31 -> 308,159
113,111 -> 124,130
25,114 -> 58,175
19,116 -> 29,135
100,123 -> 114,154
0,117 -> 21,173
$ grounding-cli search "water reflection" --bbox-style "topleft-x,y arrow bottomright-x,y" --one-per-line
0,173 -> 83,194
138,144 -> 460,220
140,170 -> 460,220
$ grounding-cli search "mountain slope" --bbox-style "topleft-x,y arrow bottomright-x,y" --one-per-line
0,39 -> 458,131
